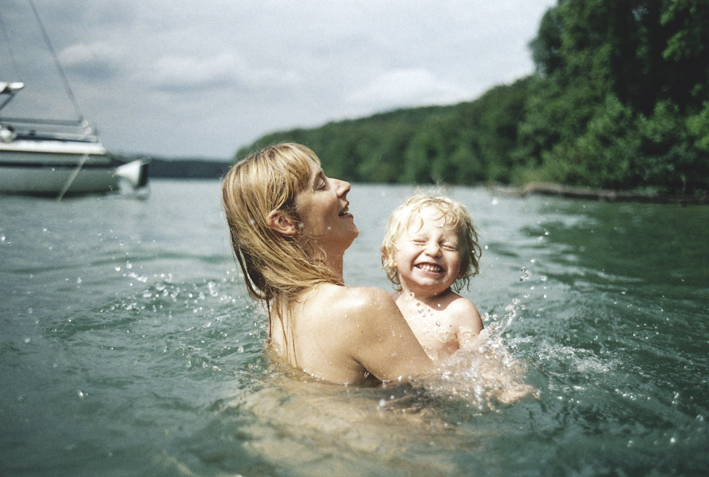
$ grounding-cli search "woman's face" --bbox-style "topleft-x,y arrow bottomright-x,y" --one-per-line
294,161 -> 358,252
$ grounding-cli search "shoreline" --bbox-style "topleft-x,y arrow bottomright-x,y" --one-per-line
487,182 -> 709,205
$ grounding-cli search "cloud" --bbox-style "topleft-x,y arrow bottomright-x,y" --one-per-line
347,68 -> 470,111
59,42 -> 123,80
145,52 -> 300,92
146,53 -> 239,91
3,0 -> 557,157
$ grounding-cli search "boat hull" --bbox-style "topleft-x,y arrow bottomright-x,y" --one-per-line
0,140 -> 122,196
0,164 -> 119,195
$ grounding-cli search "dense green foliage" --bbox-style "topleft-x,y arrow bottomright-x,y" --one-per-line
237,0 -> 709,196
147,157 -> 231,179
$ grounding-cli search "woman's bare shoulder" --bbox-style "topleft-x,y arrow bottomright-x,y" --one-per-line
314,283 -> 390,302
315,285 -> 397,318
301,283 -> 433,382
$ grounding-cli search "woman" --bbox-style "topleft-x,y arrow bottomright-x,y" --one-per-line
222,143 -> 433,385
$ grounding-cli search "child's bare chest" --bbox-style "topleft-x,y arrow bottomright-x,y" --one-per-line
399,300 -> 458,347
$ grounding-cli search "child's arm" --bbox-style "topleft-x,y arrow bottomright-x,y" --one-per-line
449,297 -> 484,350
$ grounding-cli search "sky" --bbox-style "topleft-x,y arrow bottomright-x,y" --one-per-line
1,0 -> 556,159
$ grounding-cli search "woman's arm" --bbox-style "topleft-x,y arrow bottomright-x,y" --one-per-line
339,287 -> 435,382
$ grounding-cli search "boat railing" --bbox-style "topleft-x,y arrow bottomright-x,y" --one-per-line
0,117 -> 101,144
1,81 -> 100,144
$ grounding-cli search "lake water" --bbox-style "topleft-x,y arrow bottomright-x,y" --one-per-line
1,180 -> 707,476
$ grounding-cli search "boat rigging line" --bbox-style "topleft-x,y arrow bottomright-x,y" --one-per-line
27,0 -> 85,123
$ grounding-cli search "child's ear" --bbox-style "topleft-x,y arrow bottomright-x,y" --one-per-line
266,210 -> 298,236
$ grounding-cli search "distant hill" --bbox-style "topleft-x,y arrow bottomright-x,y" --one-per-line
114,155 -> 232,179
237,0 -> 709,197
149,158 -> 231,179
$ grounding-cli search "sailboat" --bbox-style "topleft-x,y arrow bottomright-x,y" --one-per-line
0,1 -> 148,198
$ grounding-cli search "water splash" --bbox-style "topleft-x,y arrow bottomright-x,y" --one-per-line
421,296 -> 535,411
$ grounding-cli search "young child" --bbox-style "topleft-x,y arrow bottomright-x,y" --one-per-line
381,194 -> 484,361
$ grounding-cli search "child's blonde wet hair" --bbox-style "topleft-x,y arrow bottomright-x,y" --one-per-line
381,194 -> 481,292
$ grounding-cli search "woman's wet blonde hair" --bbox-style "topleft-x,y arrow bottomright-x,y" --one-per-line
222,143 -> 342,311
381,194 -> 481,293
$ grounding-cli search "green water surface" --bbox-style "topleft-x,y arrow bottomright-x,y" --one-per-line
1,181 -> 707,476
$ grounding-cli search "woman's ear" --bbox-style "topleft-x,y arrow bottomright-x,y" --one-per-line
267,210 -> 299,236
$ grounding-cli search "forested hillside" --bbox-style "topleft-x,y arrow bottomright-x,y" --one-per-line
237,0 -> 709,196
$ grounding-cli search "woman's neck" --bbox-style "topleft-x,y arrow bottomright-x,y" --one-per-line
305,242 -> 345,281
319,251 -> 345,280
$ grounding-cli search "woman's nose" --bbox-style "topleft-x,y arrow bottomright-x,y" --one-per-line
335,179 -> 351,197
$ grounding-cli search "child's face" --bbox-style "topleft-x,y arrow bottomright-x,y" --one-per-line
393,206 -> 463,299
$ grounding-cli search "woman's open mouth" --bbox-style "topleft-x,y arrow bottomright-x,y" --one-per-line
338,205 -> 350,216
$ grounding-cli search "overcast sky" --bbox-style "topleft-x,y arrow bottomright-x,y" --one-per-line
1,0 -> 556,159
